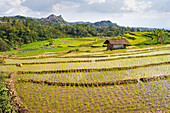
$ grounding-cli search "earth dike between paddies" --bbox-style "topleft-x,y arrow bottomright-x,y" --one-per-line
6,72 -> 28,113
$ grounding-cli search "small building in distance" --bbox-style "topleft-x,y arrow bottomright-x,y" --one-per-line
104,39 -> 130,50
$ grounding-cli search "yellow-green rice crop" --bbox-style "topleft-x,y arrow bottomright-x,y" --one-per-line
15,79 -> 170,113
15,65 -> 170,83
1,55 -> 169,72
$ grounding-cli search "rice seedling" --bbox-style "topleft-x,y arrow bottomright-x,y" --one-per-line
14,65 -> 169,85
2,44 -> 169,112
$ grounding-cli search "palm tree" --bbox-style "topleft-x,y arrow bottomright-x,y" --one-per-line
153,29 -> 159,44
153,29 -> 167,44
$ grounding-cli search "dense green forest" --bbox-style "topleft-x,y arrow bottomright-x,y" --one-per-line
0,16 -> 169,51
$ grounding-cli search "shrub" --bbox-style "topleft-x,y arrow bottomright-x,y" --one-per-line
86,50 -> 91,52
48,38 -> 54,45
75,49 -> 79,52
0,73 -> 13,113
67,49 -> 79,53
0,58 -> 6,64
0,59 -> 2,64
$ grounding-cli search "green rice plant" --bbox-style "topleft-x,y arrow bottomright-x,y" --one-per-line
15,64 -> 170,86
68,86 -> 72,112
3,54 -> 169,73
3,42 -> 170,113
55,86 -> 60,112
21,82 -> 29,108
91,42 -> 106,47
15,79 -> 170,112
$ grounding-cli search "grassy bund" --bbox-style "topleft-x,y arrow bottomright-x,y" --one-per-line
0,33 -> 170,113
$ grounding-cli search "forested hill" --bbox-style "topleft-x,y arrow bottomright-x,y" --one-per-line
0,15 -> 168,52
0,15 -> 143,51
40,14 -> 70,26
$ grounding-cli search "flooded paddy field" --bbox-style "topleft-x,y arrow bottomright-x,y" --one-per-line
15,79 -> 170,113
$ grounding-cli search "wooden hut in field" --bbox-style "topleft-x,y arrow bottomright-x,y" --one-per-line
104,39 -> 130,50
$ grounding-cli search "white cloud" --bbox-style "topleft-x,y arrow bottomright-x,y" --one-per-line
0,0 -> 169,29
121,0 -> 152,12
0,0 -> 40,16
7,0 -> 22,6
111,9 -> 170,29
5,5 -> 40,16
52,2 -> 79,12
21,0 -> 27,3
87,0 -> 106,4
52,4 -> 68,12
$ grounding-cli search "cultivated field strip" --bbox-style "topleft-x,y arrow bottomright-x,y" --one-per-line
63,47 -> 170,58
15,79 -> 170,113
6,45 -> 169,60
3,45 -> 170,113
1,55 -> 169,73
4,50 -> 170,65
15,65 -> 170,84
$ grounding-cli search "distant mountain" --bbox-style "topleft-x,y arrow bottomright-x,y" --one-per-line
93,20 -> 119,27
39,14 -> 119,27
0,14 -> 158,30
70,20 -> 119,27
0,14 -> 120,27
40,14 -> 70,25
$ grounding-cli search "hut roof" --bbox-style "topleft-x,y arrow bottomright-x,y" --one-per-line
104,39 -> 130,45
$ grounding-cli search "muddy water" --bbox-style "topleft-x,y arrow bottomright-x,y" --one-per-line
15,79 -> 170,113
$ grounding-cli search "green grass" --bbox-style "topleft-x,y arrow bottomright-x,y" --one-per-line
21,38 -> 73,48
0,37 -> 108,56
16,47 -> 71,56
20,41 -> 48,49
91,42 -> 107,47
54,39 -> 94,47
0,32 -> 168,57
2,46 -> 70,56
53,37 -> 106,47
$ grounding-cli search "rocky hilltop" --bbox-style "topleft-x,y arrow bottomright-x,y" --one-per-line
40,14 -> 69,25
41,14 -> 119,27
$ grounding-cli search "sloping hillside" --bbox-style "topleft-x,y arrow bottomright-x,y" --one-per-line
123,32 -> 170,45
123,32 -> 148,45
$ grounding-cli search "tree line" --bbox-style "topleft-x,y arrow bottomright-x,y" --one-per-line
153,29 -> 169,44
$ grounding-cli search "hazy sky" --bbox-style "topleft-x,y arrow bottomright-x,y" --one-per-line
0,0 -> 170,29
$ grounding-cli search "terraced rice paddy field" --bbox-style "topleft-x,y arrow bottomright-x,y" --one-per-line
1,44 -> 170,113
